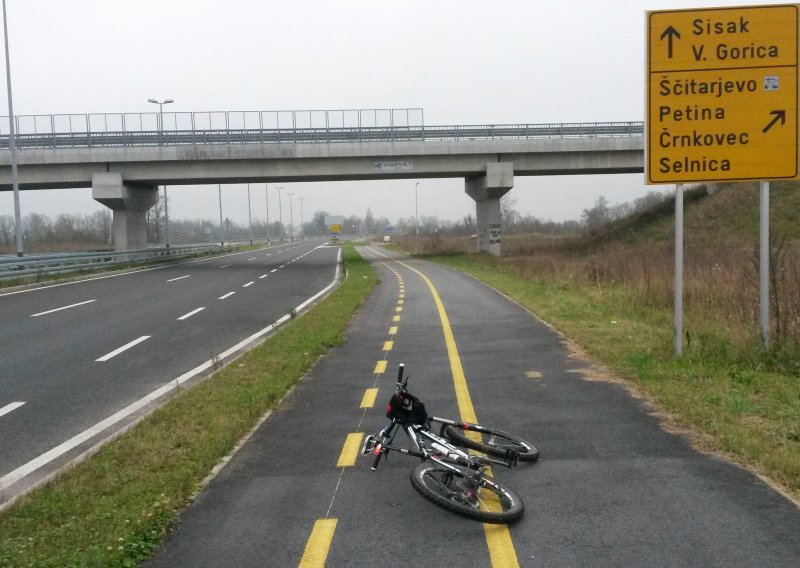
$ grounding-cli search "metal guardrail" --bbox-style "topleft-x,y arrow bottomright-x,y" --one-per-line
0,244 -> 225,281
0,107 -> 643,149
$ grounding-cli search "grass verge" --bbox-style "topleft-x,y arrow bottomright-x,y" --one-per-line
0,245 -> 376,567
426,253 -> 800,501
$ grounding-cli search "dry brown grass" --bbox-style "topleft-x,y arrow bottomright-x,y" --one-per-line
402,185 -> 800,356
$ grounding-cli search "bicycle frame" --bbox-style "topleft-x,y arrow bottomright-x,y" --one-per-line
361,364 -> 528,523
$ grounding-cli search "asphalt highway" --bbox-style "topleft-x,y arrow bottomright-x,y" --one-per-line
0,239 -> 339,504
147,246 -> 800,567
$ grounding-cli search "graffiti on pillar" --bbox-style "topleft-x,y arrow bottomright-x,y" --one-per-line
488,223 -> 502,245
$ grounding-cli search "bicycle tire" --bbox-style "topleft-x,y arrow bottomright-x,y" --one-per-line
444,425 -> 538,462
409,462 -> 524,524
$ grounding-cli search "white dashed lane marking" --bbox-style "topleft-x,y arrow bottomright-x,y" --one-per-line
96,336 -> 151,362
30,299 -> 96,317
0,402 -> 26,419
177,307 -> 205,321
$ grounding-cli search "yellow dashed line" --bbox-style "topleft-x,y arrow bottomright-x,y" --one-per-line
374,360 -> 388,374
336,432 -> 364,467
393,315 -> 401,322
360,388 -> 379,408
395,306 -> 403,313
525,371 -> 543,379
388,326 -> 398,335
398,299 -> 404,305
382,340 -> 394,351
298,519 -> 338,567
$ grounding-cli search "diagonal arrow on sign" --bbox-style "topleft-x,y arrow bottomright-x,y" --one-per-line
660,25 -> 681,59
762,110 -> 787,133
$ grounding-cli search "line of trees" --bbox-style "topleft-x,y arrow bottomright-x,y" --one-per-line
0,211 -> 112,251
2,191 -> 673,252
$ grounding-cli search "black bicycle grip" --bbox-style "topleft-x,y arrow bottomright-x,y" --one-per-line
397,363 -> 405,382
371,449 -> 384,470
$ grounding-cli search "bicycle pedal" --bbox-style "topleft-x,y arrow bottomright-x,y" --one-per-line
361,435 -> 377,456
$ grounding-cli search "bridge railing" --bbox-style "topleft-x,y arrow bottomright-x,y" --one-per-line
0,108 -> 642,150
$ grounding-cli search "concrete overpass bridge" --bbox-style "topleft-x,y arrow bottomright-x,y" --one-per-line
0,108 -> 644,253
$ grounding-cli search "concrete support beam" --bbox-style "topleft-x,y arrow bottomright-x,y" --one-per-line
92,172 -> 158,251
465,163 -> 514,256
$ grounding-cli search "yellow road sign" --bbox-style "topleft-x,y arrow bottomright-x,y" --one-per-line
647,4 -> 799,184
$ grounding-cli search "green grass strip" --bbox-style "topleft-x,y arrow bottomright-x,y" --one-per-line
0,246 -> 376,567
427,254 -> 800,500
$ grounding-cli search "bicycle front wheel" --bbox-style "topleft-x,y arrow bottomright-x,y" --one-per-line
409,462 -> 524,524
444,425 -> 539,462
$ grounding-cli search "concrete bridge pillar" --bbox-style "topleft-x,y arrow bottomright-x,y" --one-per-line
465,162 -> 514,256
92,173 -> 158,251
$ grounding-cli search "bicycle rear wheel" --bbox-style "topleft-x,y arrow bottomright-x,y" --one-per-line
444,425 -> 538,462
409,462 -> 523,524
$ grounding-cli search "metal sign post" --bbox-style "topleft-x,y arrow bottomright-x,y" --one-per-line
675,184 -> 684,356
647,4 -> 799,355
760,181 -> 770,348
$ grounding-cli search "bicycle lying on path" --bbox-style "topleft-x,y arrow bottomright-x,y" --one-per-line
361,364 -> 538,524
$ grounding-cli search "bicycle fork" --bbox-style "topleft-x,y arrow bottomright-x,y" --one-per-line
362,421 -> 424,470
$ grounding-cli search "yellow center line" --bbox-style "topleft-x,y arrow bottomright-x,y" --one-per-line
374,360 -> 388,374
382,340 -> 394,351
360,388 -> 379,408
395,306 -> 403,312
336,432 -> 364,467
388,326 -> 398,335
298,519 -> 338,567
393,315 -> 401,322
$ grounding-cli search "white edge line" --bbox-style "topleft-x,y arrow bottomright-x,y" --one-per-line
0,251 -> 341,494
177,307 -> 205,321
30,299 -> 97,317
95,335 -> 151,362
167,275 -> 191,282
0,402 -> 25,418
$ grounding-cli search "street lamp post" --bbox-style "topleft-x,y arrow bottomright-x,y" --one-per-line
287,193 -> 295,242
265,182 -> 271,243
3,0 -> 23,256
147,98 -> 173,145
218,184 -> 224,246
415,182 -> 420,236
247,183 -> 253,245
276,186 -> 284,241
164,185 -> 170,248
298,197 -> 305,238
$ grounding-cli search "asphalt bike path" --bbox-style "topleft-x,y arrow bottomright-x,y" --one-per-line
148,246 -> 800,567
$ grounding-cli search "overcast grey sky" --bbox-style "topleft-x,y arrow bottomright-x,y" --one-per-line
0,0 -> 776,228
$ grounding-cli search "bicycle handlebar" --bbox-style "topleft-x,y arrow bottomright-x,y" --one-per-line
396,363 -> 408,392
